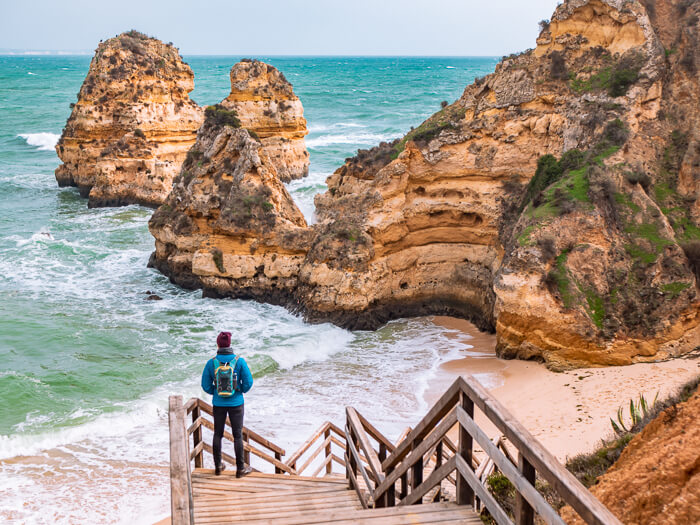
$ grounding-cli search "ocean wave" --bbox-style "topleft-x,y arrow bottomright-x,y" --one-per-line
18,132 -> 60,151
306,132 -> 395,148
308,122 -> 365,133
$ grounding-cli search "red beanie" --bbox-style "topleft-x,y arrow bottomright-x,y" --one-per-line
217,331 -> 232,348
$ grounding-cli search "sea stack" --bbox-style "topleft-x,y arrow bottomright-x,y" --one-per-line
220,59 -> 310,182
148,104 -> 312,295
149,0 -> 700,369
55,30 -> 203,208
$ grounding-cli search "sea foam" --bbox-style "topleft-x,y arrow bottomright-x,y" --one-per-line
18,132 -> 60,151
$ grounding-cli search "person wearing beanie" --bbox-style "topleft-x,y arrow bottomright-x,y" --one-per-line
201,331 -> 254,477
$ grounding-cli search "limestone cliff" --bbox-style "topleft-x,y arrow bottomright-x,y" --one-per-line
149,0 -> 700,368
561,387 -> 700,524
148,105 -> 312,296
220,59 -> 309,182
55,31 -> 203,207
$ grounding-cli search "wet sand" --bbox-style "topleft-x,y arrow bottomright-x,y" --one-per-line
427,316 -> 700,461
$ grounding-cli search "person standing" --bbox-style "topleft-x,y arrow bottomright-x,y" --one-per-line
201,331 -> 254,477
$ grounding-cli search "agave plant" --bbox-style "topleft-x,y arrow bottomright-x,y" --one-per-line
610,392 -> 659,435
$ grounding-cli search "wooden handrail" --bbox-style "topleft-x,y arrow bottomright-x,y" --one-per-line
455,377 -> 620,525
194,416 -> 295,474
382,379 -> 463,471
347,407 -> 385,485
286,421 -> 343,467
374,377 -> 621,525
194,398 -> 285,456
168,396 -> 193,525
285,420 -> 346,476
173,377 -> 620,525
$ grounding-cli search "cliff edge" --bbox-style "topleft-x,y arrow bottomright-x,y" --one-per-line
149,0 -> 700,369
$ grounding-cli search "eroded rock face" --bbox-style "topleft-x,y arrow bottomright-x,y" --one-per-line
149,0 -> 700,368
148,106 -> 312,301
55,31 -> 203,207
561,388 -> 700,524
220,60 -> 309,182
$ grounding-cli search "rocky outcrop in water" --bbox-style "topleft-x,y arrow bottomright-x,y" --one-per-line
221,60 -> 309,182
55,31 -> 203,208
148,104 -> 312,295
149,0 -> 700,369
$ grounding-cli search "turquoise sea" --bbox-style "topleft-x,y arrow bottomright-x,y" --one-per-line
0,55 -> 498,523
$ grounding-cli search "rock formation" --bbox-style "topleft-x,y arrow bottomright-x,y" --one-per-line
149,0 -> 700,369
148,105 -> 313,295
561,387 -> 700,524
220,59 -> 309,182
55,31 -> 203,207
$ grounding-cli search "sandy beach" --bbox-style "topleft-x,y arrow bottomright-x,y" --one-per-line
428,316 -> 700,461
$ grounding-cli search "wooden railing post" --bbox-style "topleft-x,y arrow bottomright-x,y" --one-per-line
434,440 -> 443,502
516,452 -> 536,525
378,443 -> 394,506
191,403 -> 203,469
456,390 -> 474,506
241,426 -> 251,466
410,437 -> 423,504
275,451 -> 282,474
169,396 -> 193,525
346,427 -> 357,489
324,427 -> 332,475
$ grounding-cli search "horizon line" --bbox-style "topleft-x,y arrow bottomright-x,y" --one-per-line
0,52 -> 503,58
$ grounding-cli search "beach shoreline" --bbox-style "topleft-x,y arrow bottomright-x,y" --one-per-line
427,316 -> 700,461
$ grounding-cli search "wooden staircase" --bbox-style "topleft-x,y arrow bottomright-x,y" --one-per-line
190,470 -> 478,524
168,376 -> 622,525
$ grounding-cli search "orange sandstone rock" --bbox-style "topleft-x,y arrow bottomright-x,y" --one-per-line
55,31 -> 203,207
561,389 -> 700,524
221,60 -> 309,182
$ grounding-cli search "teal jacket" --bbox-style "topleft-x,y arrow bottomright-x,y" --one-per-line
201,348 -> 253,407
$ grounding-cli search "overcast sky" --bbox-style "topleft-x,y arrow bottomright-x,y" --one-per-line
1,0 -> 562,56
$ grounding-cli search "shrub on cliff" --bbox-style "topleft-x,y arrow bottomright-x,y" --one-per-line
550,51 -> 569,81
204,104 -> 241,129
520,154 -> 563,211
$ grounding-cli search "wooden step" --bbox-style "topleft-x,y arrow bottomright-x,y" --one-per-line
194,502 -> 480,525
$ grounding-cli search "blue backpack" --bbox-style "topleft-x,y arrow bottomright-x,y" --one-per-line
213,356 -> 239,397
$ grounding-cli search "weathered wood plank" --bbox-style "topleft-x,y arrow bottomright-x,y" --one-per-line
194,501 -> 480,525
373,408 -> 458,500
345,428 -> 376,499
286,422 -> 333,468
169,395 -> 193,525
455,454 -> 513,525
298,434 -> 333,475
198,417 -> 295,474
356,409 -> 396,452
457,376 -> 621,525
192,470 -> 347,483
398,455 -> 456,507
347,407 -> 384,485
382,380 -> 463,470
456,406 -> 565,525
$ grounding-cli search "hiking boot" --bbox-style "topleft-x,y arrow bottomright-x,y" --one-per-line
215,463 -> 226,476
236,466 -> 253,478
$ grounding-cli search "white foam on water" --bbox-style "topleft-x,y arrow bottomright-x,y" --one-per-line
17,132 -> 60,151
306,132 -> 395,148
308,122 -> 365,133
446,66 -> 456,69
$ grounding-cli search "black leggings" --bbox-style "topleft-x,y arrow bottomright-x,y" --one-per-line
212,404 -> 245,470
